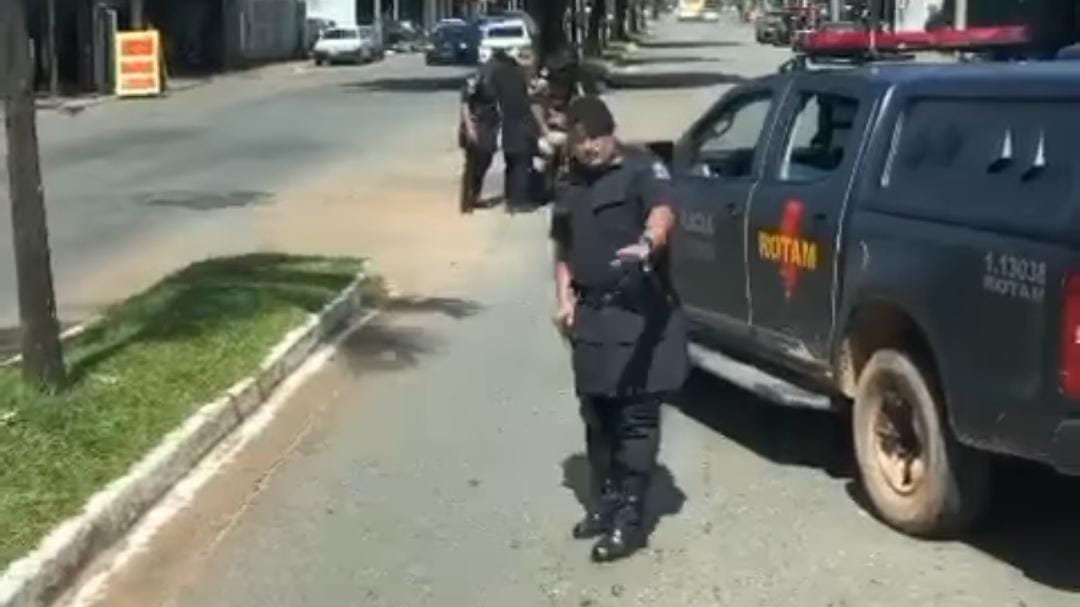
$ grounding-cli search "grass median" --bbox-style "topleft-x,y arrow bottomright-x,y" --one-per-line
0,253 -> 363,569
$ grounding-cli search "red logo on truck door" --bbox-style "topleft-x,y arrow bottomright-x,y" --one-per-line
757,199 -> 819,300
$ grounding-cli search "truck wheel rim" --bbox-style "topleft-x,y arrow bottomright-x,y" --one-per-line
871,384 -> 926,496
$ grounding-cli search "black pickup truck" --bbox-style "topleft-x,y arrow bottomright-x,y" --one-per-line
654,59 -> 1080,537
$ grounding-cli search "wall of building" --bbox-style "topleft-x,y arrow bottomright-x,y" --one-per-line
224,0 -> 305,65
308,0 -> 357,25
894,0 -> 932,31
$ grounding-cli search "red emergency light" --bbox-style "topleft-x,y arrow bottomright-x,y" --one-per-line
796,26 -> 1032,56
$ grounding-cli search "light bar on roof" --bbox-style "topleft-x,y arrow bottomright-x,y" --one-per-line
796,26 -> 1032,56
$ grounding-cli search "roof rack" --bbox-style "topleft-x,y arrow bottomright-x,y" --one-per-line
786,26 -> 1032,69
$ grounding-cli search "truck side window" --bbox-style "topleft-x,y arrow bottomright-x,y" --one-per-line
691,94 -> 773,179
778,92 -> 860,182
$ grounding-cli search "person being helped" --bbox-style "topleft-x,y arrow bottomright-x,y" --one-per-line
487,48 -> 543,210
459,61 -> 500,214
532,46 -> 596,194
550,97 -> 689,563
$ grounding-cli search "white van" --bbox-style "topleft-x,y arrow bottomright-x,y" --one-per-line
477,18 -> 535,66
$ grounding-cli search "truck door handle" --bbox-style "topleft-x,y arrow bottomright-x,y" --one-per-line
726,202 -> 742,217
813,211 -> 828,222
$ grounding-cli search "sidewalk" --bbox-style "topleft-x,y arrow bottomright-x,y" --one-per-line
29,60 -> 309,116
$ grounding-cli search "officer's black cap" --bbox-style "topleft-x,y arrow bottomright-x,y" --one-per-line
567,96 -> 616,138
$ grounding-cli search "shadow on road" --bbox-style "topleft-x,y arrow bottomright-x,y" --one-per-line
607,70 -> 747,90
344,75 -> 467,93
562,453 -> 686,539
138,190 -> 273,211
966,460 -> 1080,591
677,370 -> 1080,592
385,296 -> 484,320
337,296 -> 485,373
337,321 -> 440,373
674,371 -> 854,477
637,40 -> 745,50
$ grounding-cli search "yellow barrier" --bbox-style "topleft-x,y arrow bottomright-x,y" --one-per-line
115,30 -> 162,97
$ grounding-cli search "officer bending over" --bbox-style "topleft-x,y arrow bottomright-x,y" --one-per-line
550,97 -> 689,562
459,63 -> 499,214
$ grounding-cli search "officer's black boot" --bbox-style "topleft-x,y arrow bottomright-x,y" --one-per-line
590,494 -> 647,563
572,477 -> 618,539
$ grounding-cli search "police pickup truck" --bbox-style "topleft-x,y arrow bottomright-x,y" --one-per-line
654,31 -> 1080,537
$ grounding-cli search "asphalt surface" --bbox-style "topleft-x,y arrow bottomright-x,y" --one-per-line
0,50 -> 476,346
39,15 -> 1080,607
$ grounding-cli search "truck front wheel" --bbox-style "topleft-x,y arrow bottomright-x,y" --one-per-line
853,349 -> 989,537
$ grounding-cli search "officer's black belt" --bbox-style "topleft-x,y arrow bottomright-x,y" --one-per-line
573,282 -> 637,310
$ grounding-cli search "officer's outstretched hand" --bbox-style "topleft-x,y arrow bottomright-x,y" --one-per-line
614,242 -> 651,265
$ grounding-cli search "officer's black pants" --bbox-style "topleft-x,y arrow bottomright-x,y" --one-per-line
579,394 -> 662,511
503,152 -> 532,209
461,144 -> 495,213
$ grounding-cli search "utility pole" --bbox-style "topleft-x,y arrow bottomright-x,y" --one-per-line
954,0 -> 968,29
46,0 -> 59,96
393,0 -> 400,22
1,0 -> 67,390
374,0 -> 383,45
829,0 -> 841,21
131,0 -> 145,29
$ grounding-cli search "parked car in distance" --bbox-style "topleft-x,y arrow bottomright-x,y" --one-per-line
425,20 -> 479,65
385,19 -> 426,53
477,18 -> 535,67
755,11 -> 790,45
312,26 -> 382,65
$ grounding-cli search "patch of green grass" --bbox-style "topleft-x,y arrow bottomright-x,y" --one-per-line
0,253 -> 363,569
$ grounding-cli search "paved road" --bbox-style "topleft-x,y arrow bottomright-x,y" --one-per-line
0,49 -> 476,336
55,15 -> 1080,607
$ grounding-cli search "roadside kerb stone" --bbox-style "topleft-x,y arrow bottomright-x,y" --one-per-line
0,319 -> 102,369
0,273 -> 370,607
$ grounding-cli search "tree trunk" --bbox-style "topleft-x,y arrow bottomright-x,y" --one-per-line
529,0 -> 570,60
132,0 -> 145,29
585,0 -> 606,55
613,0 -> 628,40
46,0 -> 59,96
1,0 -> 67,391
629,0 -> 643,34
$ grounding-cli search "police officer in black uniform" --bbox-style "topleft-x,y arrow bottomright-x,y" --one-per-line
487,49 -> 541,210
459,62 -> 500,214
550,97 -> 688,562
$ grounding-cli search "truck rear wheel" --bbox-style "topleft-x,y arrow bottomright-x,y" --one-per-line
853,350 -> 988,537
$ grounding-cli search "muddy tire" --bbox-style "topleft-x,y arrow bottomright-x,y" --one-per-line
853,349 -> 989,537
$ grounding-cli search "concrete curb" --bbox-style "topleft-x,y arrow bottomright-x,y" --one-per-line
0,274 -> 369,607
0,318 -> 102,369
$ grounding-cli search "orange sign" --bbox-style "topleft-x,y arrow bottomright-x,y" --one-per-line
115,30 -> 162,97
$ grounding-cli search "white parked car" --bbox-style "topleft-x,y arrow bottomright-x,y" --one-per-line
312,26 -> 382,65
477,19 -> 535,67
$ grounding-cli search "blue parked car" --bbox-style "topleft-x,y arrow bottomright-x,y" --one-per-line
425,19 -> 480,66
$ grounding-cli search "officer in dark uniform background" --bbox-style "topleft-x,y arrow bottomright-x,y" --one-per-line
550,96 -> 688,562
459,62 -> 500,214
487,48 -> 542,210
